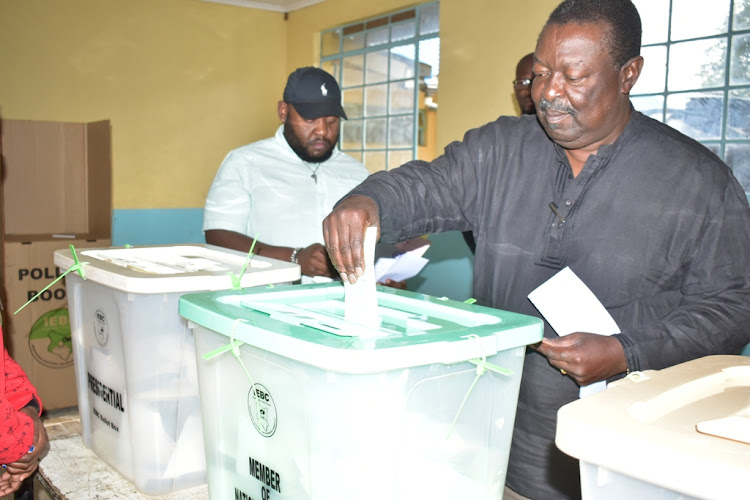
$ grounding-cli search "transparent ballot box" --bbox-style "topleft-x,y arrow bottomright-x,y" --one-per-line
54,244 -> 300,495
179,282 -> 544,500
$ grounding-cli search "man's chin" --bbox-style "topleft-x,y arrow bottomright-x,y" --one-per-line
301,148 -> 334,163
539,121 -> 580,147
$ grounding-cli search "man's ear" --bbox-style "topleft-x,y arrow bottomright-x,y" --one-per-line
621,55 -> 644,95
277,101 -> 288,121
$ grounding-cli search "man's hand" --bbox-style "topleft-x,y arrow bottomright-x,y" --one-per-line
378,279 -> 407,290
297,243 -> 336,278
532,333 -> 627,386
0,472 -> 22,496
322,195 -> 380,284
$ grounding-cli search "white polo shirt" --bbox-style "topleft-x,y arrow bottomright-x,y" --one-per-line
203,125 -> 368,250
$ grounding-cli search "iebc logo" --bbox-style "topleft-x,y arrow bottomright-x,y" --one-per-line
94,310 -> 109,347
248,383 -> 277,437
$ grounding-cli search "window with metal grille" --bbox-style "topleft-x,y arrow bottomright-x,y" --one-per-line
631,0 -> 750,196
320,1 -> 439,173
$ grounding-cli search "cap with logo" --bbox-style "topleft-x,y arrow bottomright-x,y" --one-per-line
283,67 -> 348,120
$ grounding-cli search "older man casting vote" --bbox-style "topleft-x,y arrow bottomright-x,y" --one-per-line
321,0 -> 750,498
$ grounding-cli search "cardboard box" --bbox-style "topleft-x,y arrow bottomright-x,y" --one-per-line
1,119 -> 111,238
3,238 -> 110,410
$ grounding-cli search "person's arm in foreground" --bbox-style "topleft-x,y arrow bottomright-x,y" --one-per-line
0,350 -> 50,495
0,405 -> 50,495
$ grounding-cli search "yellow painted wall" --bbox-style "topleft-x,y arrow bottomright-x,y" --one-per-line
1,0 -> 560,210
0,0 -> 286,209
438,0 -> 559,147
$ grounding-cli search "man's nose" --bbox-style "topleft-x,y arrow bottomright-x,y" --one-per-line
312,118 -> 328,136
539,74 -> 563,102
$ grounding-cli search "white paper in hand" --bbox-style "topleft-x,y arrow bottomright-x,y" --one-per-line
527,266 -> 620,397
344,226 -> 380,329
374,252 -> 429,282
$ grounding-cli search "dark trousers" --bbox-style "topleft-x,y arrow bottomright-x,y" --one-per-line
14,476 -> 34,500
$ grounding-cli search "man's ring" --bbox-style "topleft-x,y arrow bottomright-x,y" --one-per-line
560,368 -> 567,375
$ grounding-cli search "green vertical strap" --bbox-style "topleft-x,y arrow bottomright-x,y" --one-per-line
200,318 -> 263,424
14,245 -> 88,315
227,318 -> 263,424
446,334 -> 512,439
446,365 -> 485,439
228,234 -> 259,289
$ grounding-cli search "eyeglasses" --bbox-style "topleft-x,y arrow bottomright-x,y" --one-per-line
513,79 -> 532,89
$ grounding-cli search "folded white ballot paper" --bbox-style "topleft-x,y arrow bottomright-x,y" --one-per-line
374,243 -> 430,283
527,266 -> 621,398
344,226 -> 381,329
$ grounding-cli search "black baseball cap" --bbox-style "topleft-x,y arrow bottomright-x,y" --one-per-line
283,67 -> 348,120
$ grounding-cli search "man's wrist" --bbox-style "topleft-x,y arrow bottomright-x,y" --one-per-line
289,247 -> 302,264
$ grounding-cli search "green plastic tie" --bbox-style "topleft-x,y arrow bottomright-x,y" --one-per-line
446,334 -> 512,439
463,298 -> 477,304
469,358 -> 513,376
228,234 -> 258,289
70,245 -> 87,279
14,244 -> 88,315
202,339 -> 244,360
199,319 -> 262,422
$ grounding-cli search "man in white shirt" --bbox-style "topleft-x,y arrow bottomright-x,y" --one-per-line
203,67 -> 370,281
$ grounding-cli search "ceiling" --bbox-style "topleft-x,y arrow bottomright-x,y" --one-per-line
198,0 -> 325,12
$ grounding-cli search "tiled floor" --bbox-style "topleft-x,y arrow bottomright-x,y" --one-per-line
40,408 -> 82,442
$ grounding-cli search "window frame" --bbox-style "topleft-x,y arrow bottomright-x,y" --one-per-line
631,0 -> 750,196
320,1 -> 439,172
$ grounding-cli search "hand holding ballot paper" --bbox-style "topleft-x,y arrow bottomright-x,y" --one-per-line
528,267 -> 627,398
374,237 -> 431,283
344,229 -> 430,331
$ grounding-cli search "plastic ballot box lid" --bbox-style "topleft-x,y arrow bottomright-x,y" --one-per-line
54,243 -> 300,294
178,282 -> 544,374
556,355 -> 750,500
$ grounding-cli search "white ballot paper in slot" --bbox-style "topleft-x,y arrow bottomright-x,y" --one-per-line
344,226 -> 381,329
527,266 -> 620,398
